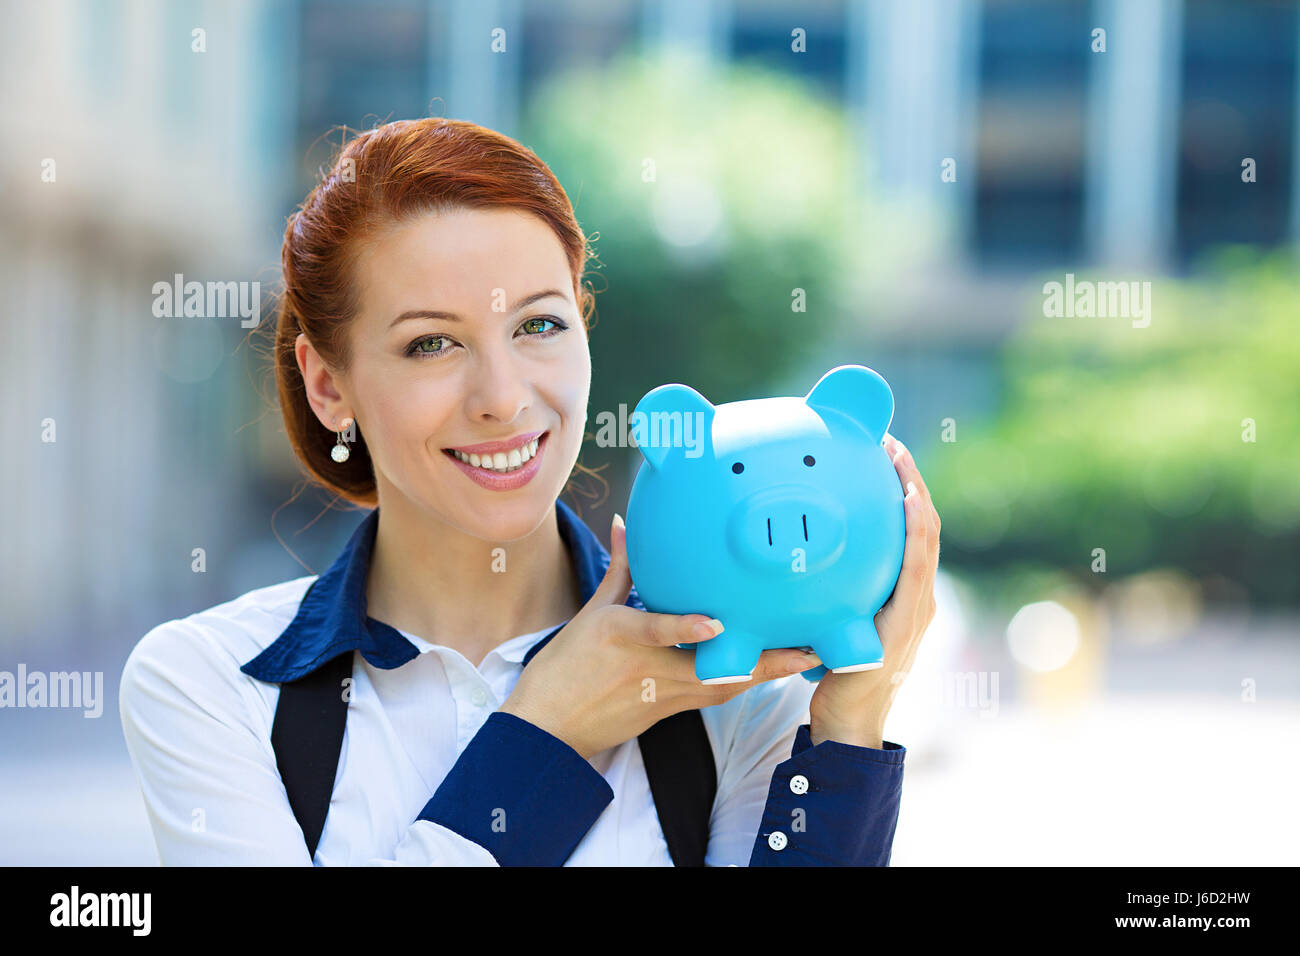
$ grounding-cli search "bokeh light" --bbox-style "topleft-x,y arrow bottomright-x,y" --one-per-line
1006,600 -> 1081,672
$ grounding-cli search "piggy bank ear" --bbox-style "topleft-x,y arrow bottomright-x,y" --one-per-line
631,383 -> 715,470
804,365 -> 894,440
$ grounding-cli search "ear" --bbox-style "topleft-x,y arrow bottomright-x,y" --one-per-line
804,365 -> 894,440
631,383 -> 716,470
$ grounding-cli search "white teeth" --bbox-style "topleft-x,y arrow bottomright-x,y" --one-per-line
451,435 -> 543,473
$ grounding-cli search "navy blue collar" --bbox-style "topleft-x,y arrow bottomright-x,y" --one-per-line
240,498 -> 644,684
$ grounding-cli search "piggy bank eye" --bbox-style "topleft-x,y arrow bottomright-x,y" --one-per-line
803,455 -> 815,467
731,462 -> 744,474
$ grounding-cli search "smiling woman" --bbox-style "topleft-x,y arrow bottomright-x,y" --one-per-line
273,120 -> 596,516
119,116 -> 913,869
294,207 -> 590,546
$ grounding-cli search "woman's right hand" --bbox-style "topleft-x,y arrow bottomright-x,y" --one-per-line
498,513 -> 821,761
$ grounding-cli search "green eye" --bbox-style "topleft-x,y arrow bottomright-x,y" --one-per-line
522,317 -> 556,334
411,336 -> 446,355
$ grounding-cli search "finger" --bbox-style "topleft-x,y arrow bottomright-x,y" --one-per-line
891,439 -> 935,512
879,484 -> 931,644
748,647 -> 821,685
887,440 -> 923,498
605,603 -> 722,649
909,489 -> 941,636
585,513 -> 634,610
692,648 -> 821,705
644,642 -> 815,690
884,434 -> 937,554
879,486 -> 940,672
890,440 -> 941,554
882,433 -> 899,473
622,640 -> 764,700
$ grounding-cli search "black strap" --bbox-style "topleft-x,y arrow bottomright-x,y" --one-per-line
270,650 -> 354,861
637,709 -> 716,866
270,654 -> 716,865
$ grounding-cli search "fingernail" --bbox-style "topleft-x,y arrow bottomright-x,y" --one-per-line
695,618 -> 724,638
790,657 -> 819,672
613,513 -> 625,529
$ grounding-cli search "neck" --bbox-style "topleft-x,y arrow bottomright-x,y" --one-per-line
364,491 -> 583,667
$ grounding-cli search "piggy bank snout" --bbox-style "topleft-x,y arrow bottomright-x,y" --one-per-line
726,484 -> 847,574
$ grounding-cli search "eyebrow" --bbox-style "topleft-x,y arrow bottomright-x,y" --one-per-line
388,289 -> 569,329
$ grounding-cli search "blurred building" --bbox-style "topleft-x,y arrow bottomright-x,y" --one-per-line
3,0 -> 1299,658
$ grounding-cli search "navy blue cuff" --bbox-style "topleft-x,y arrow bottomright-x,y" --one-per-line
789,723 -> 907,763
749,723 -> 906,866
417,711 -> 615,865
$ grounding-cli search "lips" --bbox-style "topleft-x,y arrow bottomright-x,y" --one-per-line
441,430 -> 549,489
445,429 -> 545,457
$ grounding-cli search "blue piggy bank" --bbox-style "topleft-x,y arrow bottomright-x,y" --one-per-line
625,365 -> 906,684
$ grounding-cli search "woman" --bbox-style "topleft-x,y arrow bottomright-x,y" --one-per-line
119,117 -> 942,866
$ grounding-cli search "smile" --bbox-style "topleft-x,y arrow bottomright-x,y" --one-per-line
441,431 -> 549,490
448,436 -> 540,473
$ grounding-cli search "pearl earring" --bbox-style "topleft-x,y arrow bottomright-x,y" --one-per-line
331,418 -> 354,463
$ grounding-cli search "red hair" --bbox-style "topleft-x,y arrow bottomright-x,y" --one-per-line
267,117 -> 599,509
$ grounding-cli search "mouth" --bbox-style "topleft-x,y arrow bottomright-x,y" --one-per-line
441,430 -> 549,489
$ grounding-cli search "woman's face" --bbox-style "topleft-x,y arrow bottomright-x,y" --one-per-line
328,206 -> 591,541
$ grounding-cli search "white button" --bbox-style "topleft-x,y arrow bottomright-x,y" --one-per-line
470,687 -> 488,707
767,831 -> 787,851
789,774 -> 809,795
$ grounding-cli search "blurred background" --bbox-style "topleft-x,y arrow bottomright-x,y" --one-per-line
2,0 -> 1297,865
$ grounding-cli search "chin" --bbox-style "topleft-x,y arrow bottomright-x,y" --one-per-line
470,499 -> 557,543
435,480 -> 558,538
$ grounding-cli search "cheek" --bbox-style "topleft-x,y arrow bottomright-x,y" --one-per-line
559,345 -> 591,420
355,366 -> 451,463
542,352 -> 590,450
551,378 -> 587,436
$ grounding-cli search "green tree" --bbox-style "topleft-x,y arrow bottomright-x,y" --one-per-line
925,249 -> 1300,607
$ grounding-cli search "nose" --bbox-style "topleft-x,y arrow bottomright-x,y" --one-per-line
466,344 -> 531,425
726,483 -> 846,574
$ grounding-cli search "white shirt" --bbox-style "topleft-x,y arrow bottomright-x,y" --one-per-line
118,574 -> 819,866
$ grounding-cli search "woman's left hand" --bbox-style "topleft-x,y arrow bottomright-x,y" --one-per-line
807,434 -> 942,749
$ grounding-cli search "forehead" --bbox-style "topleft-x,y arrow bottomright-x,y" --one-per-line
353,206 -> 573,314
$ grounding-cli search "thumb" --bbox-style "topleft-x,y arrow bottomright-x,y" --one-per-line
585,512 -> 632,610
